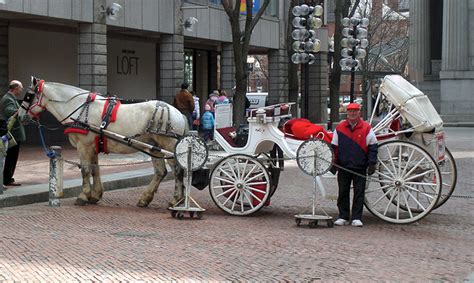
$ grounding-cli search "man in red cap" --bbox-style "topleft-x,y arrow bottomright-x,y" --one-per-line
331,102 -> 378,227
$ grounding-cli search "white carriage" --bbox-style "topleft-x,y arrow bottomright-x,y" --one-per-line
196,75 -> 457,225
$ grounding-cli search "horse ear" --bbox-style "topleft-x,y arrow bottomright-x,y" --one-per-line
30,76 -> 37,88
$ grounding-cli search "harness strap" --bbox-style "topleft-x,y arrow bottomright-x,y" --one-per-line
97,97 -> 121,153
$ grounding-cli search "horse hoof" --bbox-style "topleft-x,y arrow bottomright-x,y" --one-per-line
137,200 -> 149,208
88,198 -> 100,204
74,198 -> 88,206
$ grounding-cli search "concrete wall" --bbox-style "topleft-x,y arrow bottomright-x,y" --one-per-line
107,37 -> 156,100
0,0 -> 93,22
8,26 -> 77,86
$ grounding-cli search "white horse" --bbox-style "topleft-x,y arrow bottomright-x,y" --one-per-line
19,77 -> 188,207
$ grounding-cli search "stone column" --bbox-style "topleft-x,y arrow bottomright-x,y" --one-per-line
78,0 -> 107,94
439,0 -> 474,124
159,34 -> 184,104
408,0 -> 431,80
0,22 -> 8,92
301,53 -> 329,124
220,43 -> 235,94
268,49 -> 289,105
441,0 -> 469,71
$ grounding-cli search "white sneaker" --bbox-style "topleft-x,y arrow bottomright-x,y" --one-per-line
351,219 -> 363,227
334,218 -> 350,226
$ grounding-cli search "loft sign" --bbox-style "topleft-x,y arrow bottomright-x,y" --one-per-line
117,49 -> 139,75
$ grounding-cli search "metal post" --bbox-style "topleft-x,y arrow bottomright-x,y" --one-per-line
350,25 -> 357,103
185,144 -> 192,209
0,136 -> 6,194
48,146 -> 63,207
304,63 -> 310,119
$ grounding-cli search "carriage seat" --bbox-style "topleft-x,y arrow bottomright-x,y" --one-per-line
247,104 -> 292,124
215,127 -> 240,147
282,118 -> 333,144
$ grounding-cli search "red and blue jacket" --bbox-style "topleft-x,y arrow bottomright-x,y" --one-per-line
331,118 -> 378,170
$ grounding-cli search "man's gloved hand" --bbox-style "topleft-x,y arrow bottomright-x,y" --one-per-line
329,165 -> 337,175
367,164 -> 376,175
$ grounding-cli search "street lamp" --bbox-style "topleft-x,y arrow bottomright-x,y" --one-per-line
291,3 -> 323,119
247,56 -> 255,92
339,16 -> 369,103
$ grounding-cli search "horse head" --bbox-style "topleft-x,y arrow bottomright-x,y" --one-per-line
19,76 -> 45,119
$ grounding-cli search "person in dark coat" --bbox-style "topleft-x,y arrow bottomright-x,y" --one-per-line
0,80 -> 26,186
331,103 -> 378,227
173,82 -> 195,128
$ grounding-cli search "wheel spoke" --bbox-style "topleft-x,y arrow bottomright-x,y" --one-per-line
383,188 -> 398,216
240,190 -> 244,213
226,162 -> 238,180
397,144 -> 402,176
245,186 -> 263,202
218,167 -> 236,183
404,188 -> 427,211
231,190 -> 239,211
396,188 -> 400,220
213,184 -> 235,189
404,184 -> 436,199
245,172 -> 265,183
243,191 -> 255,209
405,181 -> 437,187
378,156 -> 396,179
366,183 -> 392,194
400,147 -> 416,177
386,146 -> 398,177
401,190 -> 414,219
401,156 -> 427,180
247,186 -> 267,194
404,169 -> 435,182
371,186 -> 396,207
221,188 -> 238,205
243,164 -> 258,182
246,181 -> 268,186
378,170 -> 395,181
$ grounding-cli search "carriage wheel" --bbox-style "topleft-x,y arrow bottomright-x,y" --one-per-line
364,140 -> 441,224
433,147 -> 457,209
209,154 -> 271,216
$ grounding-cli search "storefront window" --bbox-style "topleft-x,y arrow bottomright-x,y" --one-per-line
264,0 -> 278,17
184,50 -> 194,90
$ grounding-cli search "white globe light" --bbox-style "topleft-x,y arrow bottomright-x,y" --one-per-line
300,53 -> 310,64
360,38 -> 369,48
313,5 -> 323,17
308,30 -> 316,38
299,4 -> 310,16
291,53 -> 302,64
360,18 -> 370,28
292,6 -> 302,17
312,39 -> 321,52
309,17 -> 322,29
341,48 -> 352,58
341,38 -> 349,48
292,29 -> 308,41
339,58 -> 352,70
341,17 -> 351,27
308,54 -> 316,64
342,27 -> 352,37
350,17 -> 360,26
292,41 -> 304,52
356,27 -> 368,39
304,41 -> 315,52
292,17 -> 306,28
355,48 -> 367,59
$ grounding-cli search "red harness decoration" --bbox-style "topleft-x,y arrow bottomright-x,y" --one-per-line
101,98 -> 121,122
95,98 -> 121,154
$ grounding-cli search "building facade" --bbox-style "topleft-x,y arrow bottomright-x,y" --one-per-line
0,0 -> 332,144
408,0 -> 474,125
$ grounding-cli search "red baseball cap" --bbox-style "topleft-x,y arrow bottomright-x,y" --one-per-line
346,103 -> 361,110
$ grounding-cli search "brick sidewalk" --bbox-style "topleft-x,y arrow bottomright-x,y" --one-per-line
0,160 -> 472,281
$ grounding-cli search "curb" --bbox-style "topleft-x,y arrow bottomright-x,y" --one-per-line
0,168 -> 173,208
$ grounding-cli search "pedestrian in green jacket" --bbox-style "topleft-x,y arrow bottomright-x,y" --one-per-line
0,80 -> 26,187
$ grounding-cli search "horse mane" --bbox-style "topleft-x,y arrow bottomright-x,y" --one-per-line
46,82 -> 106,98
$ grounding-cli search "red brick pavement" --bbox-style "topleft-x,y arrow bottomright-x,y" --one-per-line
0,160 -> 473,281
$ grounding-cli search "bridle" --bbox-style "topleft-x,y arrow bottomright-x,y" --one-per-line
21,78 -> 46,119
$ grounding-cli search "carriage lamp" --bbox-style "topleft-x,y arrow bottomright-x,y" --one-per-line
290,3 -> 323,119
339,16 -> 369,103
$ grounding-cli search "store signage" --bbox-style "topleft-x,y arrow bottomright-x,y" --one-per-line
117,49 -> 139,75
